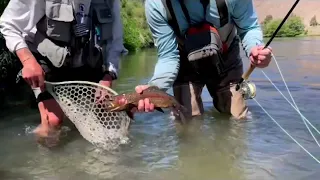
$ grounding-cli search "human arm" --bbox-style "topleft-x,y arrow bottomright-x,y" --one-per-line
230,0 -> 264,57
101,0 -> 128,84
115,0 -> 181,114
0,0 -> 46,88
0,0 -> 44,54
145,0 -> 180,92
230,0 -> 272,68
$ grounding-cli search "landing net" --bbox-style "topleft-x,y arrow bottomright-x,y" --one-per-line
45,81 -> 131,150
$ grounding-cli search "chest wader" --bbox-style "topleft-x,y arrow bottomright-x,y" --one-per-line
161,0 -> 238,85
27,0 -> 116,103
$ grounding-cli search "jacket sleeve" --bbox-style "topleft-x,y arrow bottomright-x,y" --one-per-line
231,0 -> 264,57
105,0 -> 128,78
0,0 -> 45,53
145,0 -> 180,91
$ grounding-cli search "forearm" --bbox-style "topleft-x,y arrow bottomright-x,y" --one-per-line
231,0 -> 264,57
105,0 -> 128,77
145,0 -> 180,91
106,48 -> 127,78
239,27 -> 264,57
148,57 -> 179,91
16,47 -> 38,66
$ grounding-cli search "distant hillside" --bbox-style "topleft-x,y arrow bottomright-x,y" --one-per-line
253,0 -> 320,35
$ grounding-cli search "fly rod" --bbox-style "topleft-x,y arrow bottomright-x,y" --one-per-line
238,0 -> 301,86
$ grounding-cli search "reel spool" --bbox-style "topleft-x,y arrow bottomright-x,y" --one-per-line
236,80 -> 256,100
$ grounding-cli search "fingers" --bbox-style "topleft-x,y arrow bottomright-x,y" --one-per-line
144,98 -> 151,112
257,45 -> 272,51
250,45 -> 272,68
258,48 -> 272,56
135,85 -> 150,94
22,68 -> 45,89
137,98 -> 155,112
249,55 -> 256,66
24,76 -> 39,88
23,77 -> 33,87
138,99 -> 144,111
251,55 -> 269,67
149,102 -> 155,111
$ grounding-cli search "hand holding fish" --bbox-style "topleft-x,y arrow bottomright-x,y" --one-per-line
135,85 -> 155,112
95,74 -> 114,103
249,45 -> 272,68
105,85 -> 187,121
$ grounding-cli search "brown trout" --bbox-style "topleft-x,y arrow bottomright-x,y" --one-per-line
106,86 -> 187,120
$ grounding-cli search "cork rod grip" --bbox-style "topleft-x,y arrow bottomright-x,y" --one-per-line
242,64 -> 256,80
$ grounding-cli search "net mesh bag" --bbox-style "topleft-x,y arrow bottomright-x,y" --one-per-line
44,81 -> 131,150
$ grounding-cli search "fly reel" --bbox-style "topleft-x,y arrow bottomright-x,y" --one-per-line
235,80 -> 256,100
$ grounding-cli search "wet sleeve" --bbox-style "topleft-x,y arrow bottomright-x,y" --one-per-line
0,0 -> 45,53
105,0 -> 128,78
231,0 -> 264,57
145,0 -> 180,92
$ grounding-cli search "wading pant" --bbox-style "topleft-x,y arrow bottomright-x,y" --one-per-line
173,39 -> 248,120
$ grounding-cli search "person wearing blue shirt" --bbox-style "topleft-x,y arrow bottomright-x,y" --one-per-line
133,0 -> 272,120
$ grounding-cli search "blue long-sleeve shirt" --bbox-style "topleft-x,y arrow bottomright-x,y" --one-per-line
145,0 -> 264,91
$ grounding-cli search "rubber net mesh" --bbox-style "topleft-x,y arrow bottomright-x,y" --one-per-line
45,81 -> 131,150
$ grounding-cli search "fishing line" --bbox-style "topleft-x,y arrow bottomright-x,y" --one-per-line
260,68 -> 320,135
241,0 -> 320,159
251,51 -> 320,162
258,53 -> 320,148
252,98 -> 320,164
237,0 -> 301,86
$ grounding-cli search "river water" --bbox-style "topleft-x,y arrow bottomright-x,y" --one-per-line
0,37 -> 319,180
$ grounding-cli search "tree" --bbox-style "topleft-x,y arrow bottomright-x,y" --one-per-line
310,15 -> 318,26
262,15 -> 273,25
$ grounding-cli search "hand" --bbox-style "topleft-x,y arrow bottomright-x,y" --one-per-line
99,74 -> 113,88
116,85 -> 155,113
249,45 -> 272,68
102,85 -> 155,119
96,74 -> 113,103
135,85 -> 155,112
21,57 -> 45,90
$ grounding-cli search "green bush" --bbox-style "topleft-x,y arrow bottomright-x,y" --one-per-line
263,14 -> 305,37
120,0 -> 153,52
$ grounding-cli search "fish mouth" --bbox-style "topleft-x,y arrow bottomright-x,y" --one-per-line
105,102 -> 117,111
105,102 -> 124,112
